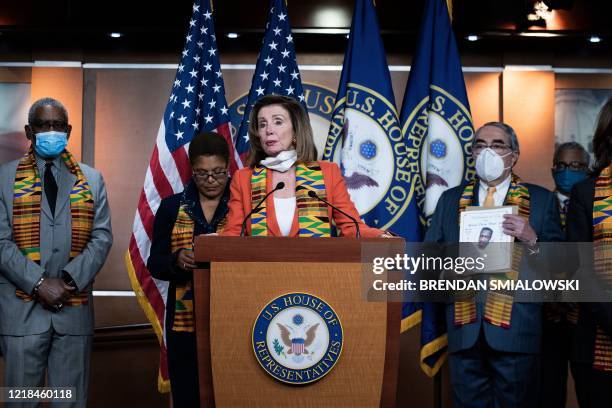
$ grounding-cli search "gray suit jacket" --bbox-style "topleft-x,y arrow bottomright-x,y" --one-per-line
0,155 -> 112,336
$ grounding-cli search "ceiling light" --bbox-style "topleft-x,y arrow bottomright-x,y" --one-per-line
226,32 -> 239,39
466,35 -> 480,42
589,35 -> 602,43
519,32 -> 561,38
109,32 -> 123,38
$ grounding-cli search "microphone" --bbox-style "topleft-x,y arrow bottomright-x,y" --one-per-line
307,190 -> 361,238
240,181 -> 285,236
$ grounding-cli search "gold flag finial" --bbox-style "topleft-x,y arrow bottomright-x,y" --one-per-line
446,0 -> 453,22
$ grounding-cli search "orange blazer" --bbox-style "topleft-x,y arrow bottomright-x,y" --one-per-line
222,161 -> 383,237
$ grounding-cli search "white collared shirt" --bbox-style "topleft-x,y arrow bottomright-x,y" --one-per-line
478,175 -> 511,207
556,191 -> 569,203
34,153 -> 61,185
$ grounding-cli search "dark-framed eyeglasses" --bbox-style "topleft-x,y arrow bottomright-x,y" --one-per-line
30,120 -> 69,132
472,142 -> 512,155
192,169 -> 228,182
553,161 -> 588,171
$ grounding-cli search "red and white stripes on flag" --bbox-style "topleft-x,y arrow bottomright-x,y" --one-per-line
125,0 -> 236,392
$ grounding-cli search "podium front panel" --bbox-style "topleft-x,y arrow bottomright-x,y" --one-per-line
209,261 -> 387,407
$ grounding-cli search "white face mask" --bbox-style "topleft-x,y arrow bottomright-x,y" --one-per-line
259,149 -> 297,172
475,148 -> 512,182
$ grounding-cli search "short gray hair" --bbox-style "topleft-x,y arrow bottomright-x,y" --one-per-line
553,141 -> 590,166
475,121 -> 520,153
28,97 -> 69,125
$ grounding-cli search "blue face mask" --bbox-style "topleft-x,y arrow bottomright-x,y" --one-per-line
553,168 -> 588,194
34,131 -> 68,158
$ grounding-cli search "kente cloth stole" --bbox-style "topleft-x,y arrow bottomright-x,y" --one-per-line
169,203 -> 227,332
592,165 -> 612,371
454,175 -> 529,328
13,148 -> 93,306
250,163 -> 331,237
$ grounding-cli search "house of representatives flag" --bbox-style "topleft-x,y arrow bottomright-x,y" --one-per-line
233,0 -> 306,166
124,0 -> 234,392
400,0 -> 475,377
323,0 -> 421,243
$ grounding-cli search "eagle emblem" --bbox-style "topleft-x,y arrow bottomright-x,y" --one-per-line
252,293 -> 344,384
277,317 -> 319,357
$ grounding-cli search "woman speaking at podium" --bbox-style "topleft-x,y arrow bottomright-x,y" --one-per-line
223,94 -> 389,238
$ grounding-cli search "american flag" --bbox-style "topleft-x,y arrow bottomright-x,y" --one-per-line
125,0 -> 234,392
234,0 -> 306,165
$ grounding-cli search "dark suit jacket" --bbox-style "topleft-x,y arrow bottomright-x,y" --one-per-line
566,177 -> 612,363
425,178 -> 564,354
147,180 -> 229,330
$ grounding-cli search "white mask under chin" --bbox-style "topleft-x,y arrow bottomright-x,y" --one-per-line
475,148 -> 512,182
260,149 -> 297,172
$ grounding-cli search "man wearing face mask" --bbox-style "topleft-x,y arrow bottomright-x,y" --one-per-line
551,142 -> 590,228
426,122 -> 564,407
0,97 -> 112,407
540,142 -> 589,407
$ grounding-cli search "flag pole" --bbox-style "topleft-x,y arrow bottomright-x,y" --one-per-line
434,371 -> 442,408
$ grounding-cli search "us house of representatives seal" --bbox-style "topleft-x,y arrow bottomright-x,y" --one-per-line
252,292 -> 343,385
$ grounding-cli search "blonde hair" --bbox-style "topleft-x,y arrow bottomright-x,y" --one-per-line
247,94 -> 317,167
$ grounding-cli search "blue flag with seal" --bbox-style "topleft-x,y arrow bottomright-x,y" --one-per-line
323,0 -> 421,243
400,0 -> 475,376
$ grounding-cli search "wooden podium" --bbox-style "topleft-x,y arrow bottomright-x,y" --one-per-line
193,236 -> 402,407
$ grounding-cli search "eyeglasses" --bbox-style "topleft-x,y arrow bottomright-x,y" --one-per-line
192,169 -> 228,182
553,161 -> 588,171
30,120 -> 68,132
472,142 -> 512,155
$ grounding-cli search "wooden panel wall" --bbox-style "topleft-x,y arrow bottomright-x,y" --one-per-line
502,70 -> 556,190
31,67 -> 83,161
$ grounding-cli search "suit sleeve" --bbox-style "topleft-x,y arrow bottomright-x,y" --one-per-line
538,190 -> 564,242
146,197 -> 190,281
0,169 -> 44,293
222,171 -> 247,236
566,182 -> 593,242
62,171 -> 113,291
562,182 -> 592,281
424,193 -> 448,243
326,163 -> 382,237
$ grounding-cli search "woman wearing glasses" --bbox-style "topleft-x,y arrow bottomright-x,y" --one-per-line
147,131 -> 231,407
